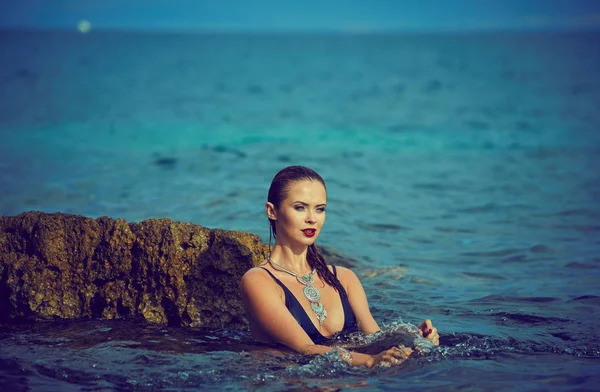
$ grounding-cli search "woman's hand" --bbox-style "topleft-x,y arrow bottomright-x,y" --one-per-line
419,319 -> 439,346
368,345 -> 414,367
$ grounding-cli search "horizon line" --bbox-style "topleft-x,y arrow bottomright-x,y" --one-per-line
2,25 -> 600,35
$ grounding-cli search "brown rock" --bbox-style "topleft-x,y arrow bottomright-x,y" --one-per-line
0,212 -> 360,329
0,212 -> 269,329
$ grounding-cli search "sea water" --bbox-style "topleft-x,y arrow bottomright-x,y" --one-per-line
1,30 -> 599,391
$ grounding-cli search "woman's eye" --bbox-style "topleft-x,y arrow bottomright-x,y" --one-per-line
317,208 -> 326,213
294,206 -> 305,211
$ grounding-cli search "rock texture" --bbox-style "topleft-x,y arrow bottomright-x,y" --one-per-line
0,212 -> 358,329
0,212 -> 269,329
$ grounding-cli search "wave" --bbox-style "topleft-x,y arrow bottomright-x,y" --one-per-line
2,319 -> 599,390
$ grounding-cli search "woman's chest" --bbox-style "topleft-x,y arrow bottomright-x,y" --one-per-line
281,280 -> 346,336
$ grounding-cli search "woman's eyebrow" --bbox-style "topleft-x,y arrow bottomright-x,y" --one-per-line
293,201 -> 327,207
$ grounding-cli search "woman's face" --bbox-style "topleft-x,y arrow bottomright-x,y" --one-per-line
269,179 -> 327,247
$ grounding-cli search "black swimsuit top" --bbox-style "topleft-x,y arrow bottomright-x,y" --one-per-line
260,265 -> 358,344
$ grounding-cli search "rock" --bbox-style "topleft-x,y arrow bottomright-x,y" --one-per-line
0,212 -> 269,329
0,212 -> 361,329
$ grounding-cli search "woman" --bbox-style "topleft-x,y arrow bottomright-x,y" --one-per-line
241,166 -> 439,367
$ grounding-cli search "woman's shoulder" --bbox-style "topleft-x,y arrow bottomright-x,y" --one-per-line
242,264 -> 270,280
240,265 -> 281,297
328,265 -> 359,283
241,263 -> 275,286
329,264 -> 356,275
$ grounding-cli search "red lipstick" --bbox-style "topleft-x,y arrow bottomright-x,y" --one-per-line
302,229 -> 316,237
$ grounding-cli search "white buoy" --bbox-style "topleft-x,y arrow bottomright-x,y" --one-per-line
78,20 -> 92,34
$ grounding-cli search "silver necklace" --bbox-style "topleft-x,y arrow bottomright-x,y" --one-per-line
268,258 -> 328,325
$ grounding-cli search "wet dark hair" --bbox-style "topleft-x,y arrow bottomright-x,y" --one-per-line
267,166 -> 342,291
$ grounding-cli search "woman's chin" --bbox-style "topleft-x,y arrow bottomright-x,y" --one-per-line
301,235 -> 319,245
280,232 -> 319,246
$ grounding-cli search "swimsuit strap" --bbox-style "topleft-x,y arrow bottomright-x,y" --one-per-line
330,265 -> 358,332
259,267 -> 324,342
259,267 -> 283,286
258,266 -> 358,340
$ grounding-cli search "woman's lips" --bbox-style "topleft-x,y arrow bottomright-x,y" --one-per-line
302,229 -> 316,237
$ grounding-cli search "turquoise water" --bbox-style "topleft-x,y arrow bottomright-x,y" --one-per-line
1,30 -> 600,390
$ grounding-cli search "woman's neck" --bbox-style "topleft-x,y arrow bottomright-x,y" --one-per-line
269,243 -> 311,275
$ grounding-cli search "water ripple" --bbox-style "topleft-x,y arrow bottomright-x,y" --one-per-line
471,295 -> 562,304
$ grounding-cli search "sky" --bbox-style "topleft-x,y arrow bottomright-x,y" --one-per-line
1,0 -> 600,32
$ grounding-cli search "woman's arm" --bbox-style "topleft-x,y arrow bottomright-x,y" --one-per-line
335,266 -> 381,334
337,266 -> 440,346
240,268 -> 411,367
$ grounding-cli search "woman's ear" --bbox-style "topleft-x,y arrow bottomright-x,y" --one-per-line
265,202 -> 277,221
